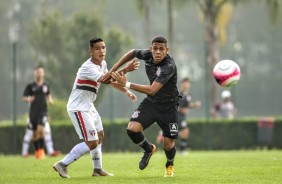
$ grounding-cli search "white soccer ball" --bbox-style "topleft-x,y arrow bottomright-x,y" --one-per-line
213,60 -> 241,87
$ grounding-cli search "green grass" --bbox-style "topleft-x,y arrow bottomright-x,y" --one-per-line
0,150 -> 282,184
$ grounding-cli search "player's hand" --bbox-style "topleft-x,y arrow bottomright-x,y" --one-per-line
101,72 -> 112,84
194,101 -> 201,108
29,96 -> 35,103
111,72 -> 127,87
126,59 -> 140,72
126,90 -> 137,102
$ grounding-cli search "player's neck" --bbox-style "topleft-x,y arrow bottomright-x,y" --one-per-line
91,58 -> 102,66
35,79 -> 44,85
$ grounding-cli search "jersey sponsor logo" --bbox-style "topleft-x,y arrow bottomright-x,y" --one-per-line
131,110 -> 140,119
169,123 -> 178,133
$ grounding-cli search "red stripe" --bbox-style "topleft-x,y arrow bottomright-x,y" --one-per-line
77,79 -> 98,87
77,112 -> 88,141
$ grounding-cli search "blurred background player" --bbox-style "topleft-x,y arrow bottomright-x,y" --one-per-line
211,90 -> 236,119
22,66 -> 54,159
177,78 -> 201,155
53,38 -> 138,178
156,78 -> 201,155
22,118 -> 61,158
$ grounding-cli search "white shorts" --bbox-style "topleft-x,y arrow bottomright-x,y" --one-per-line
68,110 -> 103,141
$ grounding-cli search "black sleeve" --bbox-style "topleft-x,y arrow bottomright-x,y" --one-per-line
23,84 -> 32,97
133,49 -> 151,60
155,62 -> 174,84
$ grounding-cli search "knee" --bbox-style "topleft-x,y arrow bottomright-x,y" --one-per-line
87,140 -> 98,150
127,121 -> 143,132
98,131 -> 104,144
163,140 -> 175,150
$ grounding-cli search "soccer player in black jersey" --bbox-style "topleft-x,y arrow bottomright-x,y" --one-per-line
22,66 -> 54,159
178,78 -> 201,155
111,35 -> 179,177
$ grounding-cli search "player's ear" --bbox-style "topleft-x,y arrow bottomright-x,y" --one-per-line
166,47 -> 170,53
150,46 -> 153,52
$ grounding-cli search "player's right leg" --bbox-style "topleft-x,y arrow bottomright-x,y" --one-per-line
44,121 -> 61,157
53,111 -> 98,178
22,127 -> 33,158
127,99 -> 157,170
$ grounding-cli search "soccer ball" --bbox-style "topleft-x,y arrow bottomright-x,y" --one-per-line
213,60 -> 240,87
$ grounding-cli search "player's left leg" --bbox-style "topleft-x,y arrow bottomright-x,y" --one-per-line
89,112 -> 113,176
157,105 -> 178,177
44,121 -> 61,156
163,137 -> 176,177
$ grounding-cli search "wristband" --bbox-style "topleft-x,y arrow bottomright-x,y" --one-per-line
125,81 -> 131,88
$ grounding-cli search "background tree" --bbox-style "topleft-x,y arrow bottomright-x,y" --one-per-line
29,10 -> 132,103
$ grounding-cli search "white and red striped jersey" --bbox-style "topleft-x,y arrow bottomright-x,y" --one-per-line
67,58 -> 108,111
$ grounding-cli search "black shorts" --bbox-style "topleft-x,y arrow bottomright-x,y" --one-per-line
130,98 -> 179,139
28,115 -> 48,131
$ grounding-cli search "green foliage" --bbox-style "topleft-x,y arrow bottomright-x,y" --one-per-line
29,9 -> 132,100
1,151 -> 282,184
48,98 -> 69,120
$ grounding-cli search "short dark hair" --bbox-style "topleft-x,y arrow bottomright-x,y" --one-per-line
89,38 -> 103,47
151,35 -> 167,45
181,77 -> 190,83
34,65 -> 44,70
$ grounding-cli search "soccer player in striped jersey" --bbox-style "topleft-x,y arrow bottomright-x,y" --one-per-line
53,38 -> 138,178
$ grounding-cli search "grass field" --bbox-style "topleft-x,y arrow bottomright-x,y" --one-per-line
0,150 -> 281,184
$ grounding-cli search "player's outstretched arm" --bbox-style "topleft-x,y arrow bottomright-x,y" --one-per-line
101,59 -> 140,84
110,82 -> 137,102
110,50 -> 135,72
111,72 -> 163,96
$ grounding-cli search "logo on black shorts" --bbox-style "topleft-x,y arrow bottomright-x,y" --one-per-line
131,110 -> 140,119
169,123 -> 178,133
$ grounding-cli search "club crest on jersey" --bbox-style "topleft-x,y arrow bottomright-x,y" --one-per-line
156,67 -> 161,76
132,110 -> 140,119
89,129 -> 96,136
43,85 -> 48,93
169,123 -> 178,133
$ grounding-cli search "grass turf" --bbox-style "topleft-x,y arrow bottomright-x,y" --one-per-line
0,150 -> 281,184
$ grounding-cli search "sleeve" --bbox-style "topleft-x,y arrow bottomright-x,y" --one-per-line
133,49 -> 151,60
23,84 -> 32,97
155,62 -> 175,85
79,65 -> 104,82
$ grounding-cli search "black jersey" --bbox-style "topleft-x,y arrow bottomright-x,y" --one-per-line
23,81 -> 50,120
178,92 -> 192,122
133,49 -> 179,109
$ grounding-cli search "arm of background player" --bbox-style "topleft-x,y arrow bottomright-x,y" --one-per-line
110,82 -> 137,102
22,96 -> 35,103
111,72 -> 163,96
47,94 -> 54,105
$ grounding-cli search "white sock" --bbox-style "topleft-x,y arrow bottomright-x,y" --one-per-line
90,144 -> 102,169
62,142 -> 90,166
22,129 -> 33,155
44,133 -> 54,155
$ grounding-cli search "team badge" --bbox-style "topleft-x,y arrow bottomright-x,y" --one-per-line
89,129 -> 96,136
156,67 -> 161,76
42,85 -> 48,93
169,123 -> 178,133
132,110 -> 140,119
